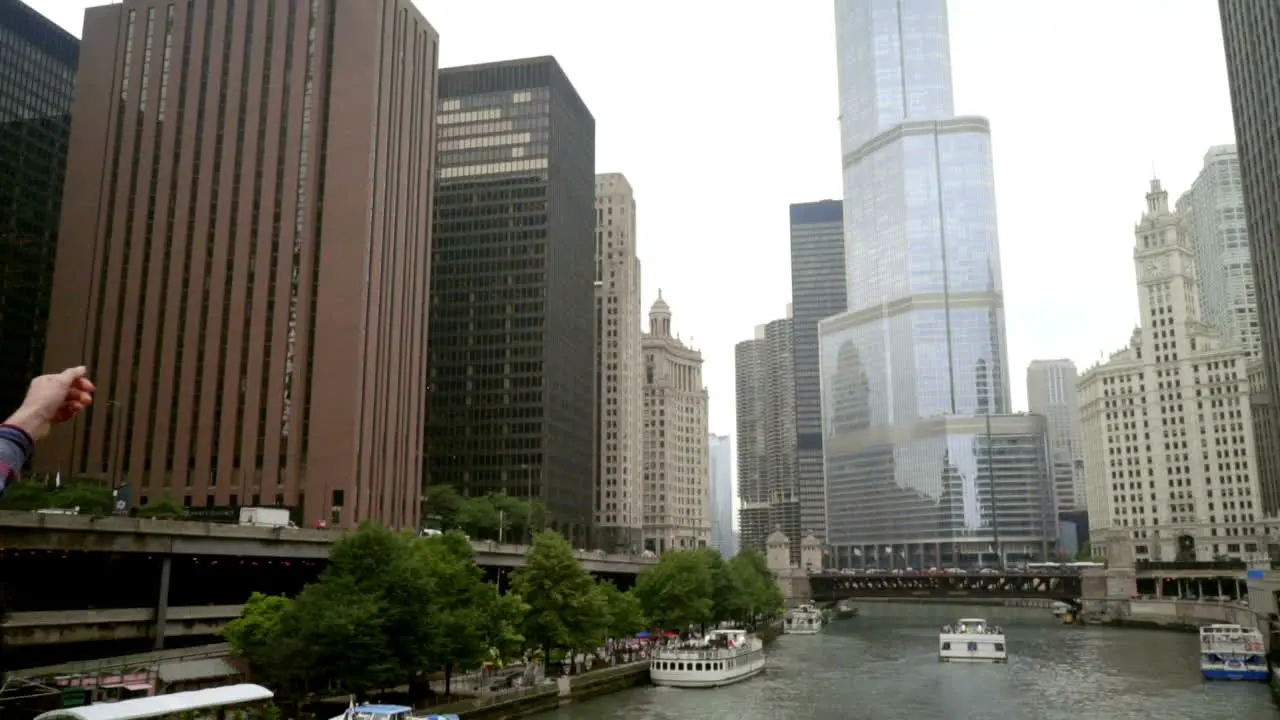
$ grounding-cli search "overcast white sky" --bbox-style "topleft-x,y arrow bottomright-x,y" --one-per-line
29,0 -> 1235,446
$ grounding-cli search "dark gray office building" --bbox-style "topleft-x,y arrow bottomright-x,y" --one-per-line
427,57 -> 597,545
1220,2 -> 1280,514
789,200 -> 845,542
0,0 -> 77,418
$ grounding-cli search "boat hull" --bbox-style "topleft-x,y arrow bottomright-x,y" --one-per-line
939,633 -> 1007,663
783,626 -> 821,635
650,656 -> 766,688
1202,666 -> 1270,681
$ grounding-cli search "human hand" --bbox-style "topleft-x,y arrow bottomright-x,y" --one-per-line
4,366 -> 96,441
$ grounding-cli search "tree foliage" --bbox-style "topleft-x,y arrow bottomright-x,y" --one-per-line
224,527 -> 769,697
597,581 -> 646,639
137,496 -> 184,518
510,531 -> 604,666
222,523 -> 529,702
423,485 -> 546,542
634,547 -> 781,632
0,478 -> 113,515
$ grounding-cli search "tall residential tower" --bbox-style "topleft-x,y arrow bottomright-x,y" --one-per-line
1176,146 -> 1256,358
820,0 -> 1053,568
1026,359 -> 1085,512
44,0 -> 439,529
427,57 -> 597,545
789,200 -> 845,543
593,172 -> 643,550
735,309 -> 800,561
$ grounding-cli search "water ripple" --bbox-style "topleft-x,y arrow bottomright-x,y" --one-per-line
534,616 -> 1280,720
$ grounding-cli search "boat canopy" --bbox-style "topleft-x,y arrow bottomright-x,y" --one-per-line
33,684 -> 273,720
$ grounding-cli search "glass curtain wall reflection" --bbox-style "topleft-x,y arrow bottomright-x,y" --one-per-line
820,0 -> 1053,569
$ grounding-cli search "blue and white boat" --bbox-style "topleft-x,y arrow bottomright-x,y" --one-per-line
1200,624 -> 1270,681
329,702 -> 460,720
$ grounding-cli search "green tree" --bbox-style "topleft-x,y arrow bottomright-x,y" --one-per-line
457,496 -> 501,540
726,549 -> 784,626
325,523 -> 436,681
138,496 -> 184,518
598,582 -> 646,639
510,531 -> 603,672
634,550 -> 715,632
415,531 -> 520,694
0,479 -> 114,515
285,575 -> 400,697
222,593 -> 299,692
423,485 -> 465,531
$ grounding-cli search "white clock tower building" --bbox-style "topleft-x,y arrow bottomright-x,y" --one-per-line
1078,179 -> 1265,561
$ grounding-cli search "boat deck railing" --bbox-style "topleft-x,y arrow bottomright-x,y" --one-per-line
653,645 -> 756,661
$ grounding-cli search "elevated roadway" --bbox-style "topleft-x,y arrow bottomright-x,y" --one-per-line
0,511 -> 656,574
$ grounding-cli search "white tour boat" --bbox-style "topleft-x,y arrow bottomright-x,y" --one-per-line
649,628 -> 766,688
939,618 -> 1007,663
1200,624 -> 1270,681
783,602 -> 824,634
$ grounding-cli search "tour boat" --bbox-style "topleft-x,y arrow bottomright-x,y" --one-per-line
649,628 -> 766,688
1200,624 -> 1270,681
938,618 -> 1007,663
328,703 -> 457,720
783,602 -> 824,634
833,599 -> 859,619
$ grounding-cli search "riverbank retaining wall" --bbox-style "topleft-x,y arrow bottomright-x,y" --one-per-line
1091,598 -> 1262,633
428,660 -> 650,720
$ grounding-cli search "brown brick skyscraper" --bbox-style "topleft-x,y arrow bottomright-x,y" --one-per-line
42,0 -> 439,529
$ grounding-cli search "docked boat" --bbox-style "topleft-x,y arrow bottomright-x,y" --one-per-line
1200,624 -> 1270,681
649,628 -> 766,688
939,618 -> 1007,663
783,602 -> 824,634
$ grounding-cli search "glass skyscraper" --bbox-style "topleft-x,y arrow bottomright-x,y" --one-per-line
820,0 -> 1052,569
0,0 -> 77,420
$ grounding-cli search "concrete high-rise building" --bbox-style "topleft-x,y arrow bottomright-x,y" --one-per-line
1176,146 -> 1257,358
1218,8 -> 1280,520
641,294 -> 709,552
820,1 -> 1045,569
44,0 -> 438,529
735,309 -> 800,562
1078,180 -> 1264,561
1248,358 -> 1280,516
593,172 -> 643,550
790,200 -> 845,543
1026,360 -> 1085,512
427,57 -> 596,545
708,433 -> 736,558
0,0 -> 77,425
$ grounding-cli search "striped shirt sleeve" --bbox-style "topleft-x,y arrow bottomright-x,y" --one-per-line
0,424 -> 35,498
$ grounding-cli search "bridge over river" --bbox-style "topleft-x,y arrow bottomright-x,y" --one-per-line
808,571 -> 1084,601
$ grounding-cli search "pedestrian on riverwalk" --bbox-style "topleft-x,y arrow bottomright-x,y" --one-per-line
0,367 -> 96,500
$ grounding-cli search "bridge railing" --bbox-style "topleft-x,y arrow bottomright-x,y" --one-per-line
1136,560 -> 1247,571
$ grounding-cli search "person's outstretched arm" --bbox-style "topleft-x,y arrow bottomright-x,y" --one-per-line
0,367 -> 96,499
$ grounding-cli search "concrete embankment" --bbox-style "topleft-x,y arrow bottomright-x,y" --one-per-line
427,660 -> 650,720
1083,598 -> 1261,633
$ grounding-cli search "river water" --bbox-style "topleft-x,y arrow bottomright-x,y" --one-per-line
531,606 -> 1279,720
